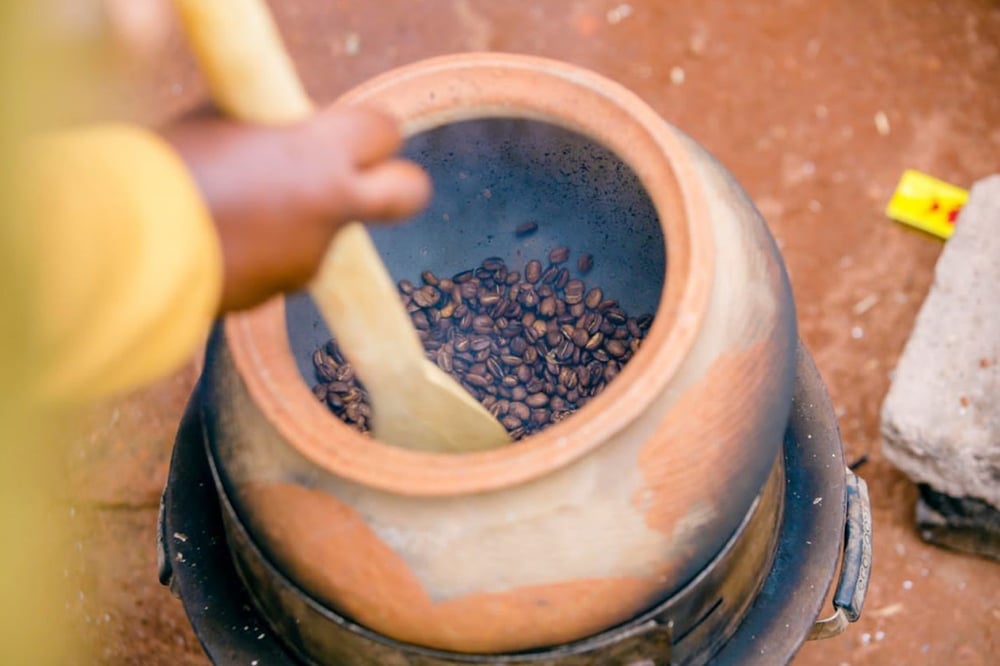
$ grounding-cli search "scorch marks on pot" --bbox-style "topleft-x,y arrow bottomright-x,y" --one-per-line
634,342 -> 784,551
241,481 -> 670,653
320,440 -> 681,599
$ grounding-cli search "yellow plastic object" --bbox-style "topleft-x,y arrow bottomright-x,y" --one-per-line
886,169 -> 968,240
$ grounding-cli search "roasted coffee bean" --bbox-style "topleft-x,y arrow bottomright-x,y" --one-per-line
627,318 -> 642,338
470,336 -> 492,351
549,246 -> 570,264
466,374 -> 492,388
482,257 -> 505,271
313,252 -> 653,440
479,291 -> 502,306
607,308 -> 628,325
413,286 -> 441,308
510,336 -> 528,354
585,287 -> 603,309
604,361 -> 621,383
515,221 -> 539,236
412,311 -> 431,331
459,281 -> 478,300
564,280 -> 585,304
516,364 -> 534,383
472,315 -> 493,334
316,361 -> 337,382
578,252 -> 593,274
526,392 -> 549,407
509,401 -> 531,421
526,378 -> 545,393
501,415 -> 522,430
525,260 -> 542,283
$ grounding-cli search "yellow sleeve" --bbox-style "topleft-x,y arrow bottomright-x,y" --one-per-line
25,124 -> 223,405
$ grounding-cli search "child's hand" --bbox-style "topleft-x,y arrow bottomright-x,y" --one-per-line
164,106 -> 432,312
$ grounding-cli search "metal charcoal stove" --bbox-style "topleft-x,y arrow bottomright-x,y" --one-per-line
158,343 -> 870,666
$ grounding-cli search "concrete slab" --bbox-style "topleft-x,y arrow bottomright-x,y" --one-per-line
881,175 -> 1000,511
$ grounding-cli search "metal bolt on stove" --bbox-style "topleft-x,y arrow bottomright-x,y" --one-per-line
159,345 -> 871,665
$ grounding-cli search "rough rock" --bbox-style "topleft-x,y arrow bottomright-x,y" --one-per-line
881,175 -> 1000,515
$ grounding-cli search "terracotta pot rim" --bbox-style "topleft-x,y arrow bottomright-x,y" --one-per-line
224,53 -> 715,496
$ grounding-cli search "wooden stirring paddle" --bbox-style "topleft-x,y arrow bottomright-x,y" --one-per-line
173,0 -> 510,452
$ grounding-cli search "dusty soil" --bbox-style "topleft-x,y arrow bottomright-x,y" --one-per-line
62,0 -> 999,664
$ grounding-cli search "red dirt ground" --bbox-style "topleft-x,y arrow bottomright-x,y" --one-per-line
61,1 -> 999,664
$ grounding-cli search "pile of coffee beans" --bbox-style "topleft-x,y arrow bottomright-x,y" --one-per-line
311,247 -> 653,440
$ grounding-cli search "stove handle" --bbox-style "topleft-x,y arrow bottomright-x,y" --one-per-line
807,470 -> 872,640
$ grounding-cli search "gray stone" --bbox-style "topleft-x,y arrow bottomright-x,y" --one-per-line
881,175 -> 1000,511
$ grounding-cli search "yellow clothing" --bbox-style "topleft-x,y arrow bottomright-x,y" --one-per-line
1,5 -> 223,663
26,124 -> 223,403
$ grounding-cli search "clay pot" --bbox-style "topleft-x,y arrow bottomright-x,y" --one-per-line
205,53 -> 797,654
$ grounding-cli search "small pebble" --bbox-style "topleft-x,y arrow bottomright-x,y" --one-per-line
874,110 -> 891,136
606,3 -> 633,24
344,32 -> 361,56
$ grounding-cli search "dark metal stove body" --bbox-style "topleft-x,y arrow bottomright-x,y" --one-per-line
159,345 -> 870,665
